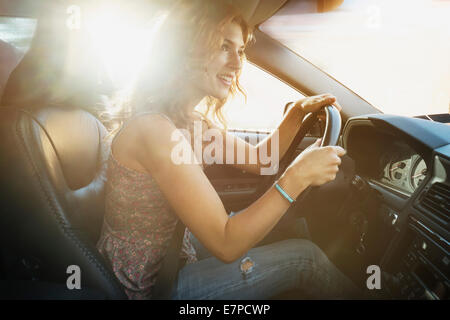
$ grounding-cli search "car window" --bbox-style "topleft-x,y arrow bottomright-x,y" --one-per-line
220,61 -> 305,131
0,16 -> 37,97
261,0 -> 450,117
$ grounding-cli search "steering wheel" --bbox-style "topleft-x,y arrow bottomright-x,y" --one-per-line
257,105 -> 342,201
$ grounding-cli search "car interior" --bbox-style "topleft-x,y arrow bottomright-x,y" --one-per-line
0,0 -> 448,300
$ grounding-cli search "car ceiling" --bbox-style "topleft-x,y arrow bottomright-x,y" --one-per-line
0,0 -> 288,22
229,0 -> 288,27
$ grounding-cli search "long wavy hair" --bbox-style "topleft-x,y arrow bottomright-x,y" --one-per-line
102,0 -> 253,134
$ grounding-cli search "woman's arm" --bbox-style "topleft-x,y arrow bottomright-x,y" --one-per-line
221,94 -> 339,175
223,104 -> 304,175
133,113 -> 345,263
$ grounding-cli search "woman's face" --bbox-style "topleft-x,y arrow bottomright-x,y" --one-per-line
193,22 -> 245,101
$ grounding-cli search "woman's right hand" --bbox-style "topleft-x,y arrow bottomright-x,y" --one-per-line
285,138 -> 346,187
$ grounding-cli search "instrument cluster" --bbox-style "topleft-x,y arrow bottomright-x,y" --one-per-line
378,151 -> 428,196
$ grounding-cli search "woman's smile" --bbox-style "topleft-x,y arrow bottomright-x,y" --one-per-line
217,73 -> 234,87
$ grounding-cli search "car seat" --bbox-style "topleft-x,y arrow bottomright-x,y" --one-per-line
0,7 -> 126,299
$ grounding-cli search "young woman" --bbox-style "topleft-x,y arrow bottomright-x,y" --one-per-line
97,0 -> 361,299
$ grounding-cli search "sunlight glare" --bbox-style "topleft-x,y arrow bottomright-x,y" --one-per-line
86,5 -> 167,90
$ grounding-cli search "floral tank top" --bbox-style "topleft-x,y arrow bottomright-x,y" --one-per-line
96,113 -> 209,300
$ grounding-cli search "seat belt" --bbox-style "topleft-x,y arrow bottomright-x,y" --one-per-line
152,221 -> 186,299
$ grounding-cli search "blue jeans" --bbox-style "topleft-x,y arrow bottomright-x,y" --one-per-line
171,213 -> 362,300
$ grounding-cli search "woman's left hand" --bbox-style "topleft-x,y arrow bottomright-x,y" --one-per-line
294,93 -> 342,114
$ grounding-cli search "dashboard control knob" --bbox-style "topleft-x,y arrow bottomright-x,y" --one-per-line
351,175 -> 367,192
389,212 -> 399,225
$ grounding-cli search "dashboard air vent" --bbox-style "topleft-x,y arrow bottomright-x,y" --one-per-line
418,182 -> 449,227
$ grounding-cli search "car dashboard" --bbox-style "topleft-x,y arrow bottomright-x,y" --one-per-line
342,114 -> 449,300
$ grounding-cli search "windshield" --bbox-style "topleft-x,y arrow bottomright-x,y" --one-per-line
261,0 -> 450,117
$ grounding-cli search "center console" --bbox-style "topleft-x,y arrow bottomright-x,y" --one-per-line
381,157 -> 449,300
383,215 -> 449,299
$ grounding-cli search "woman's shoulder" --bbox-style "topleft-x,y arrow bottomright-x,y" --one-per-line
133,113 -> 180,149
111,112 -> 178,173
133,111 -> 177,127
192,111 -> 223,132
115,112 -> 176,147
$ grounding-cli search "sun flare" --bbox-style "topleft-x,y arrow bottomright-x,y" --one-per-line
85,4 -> 167,90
